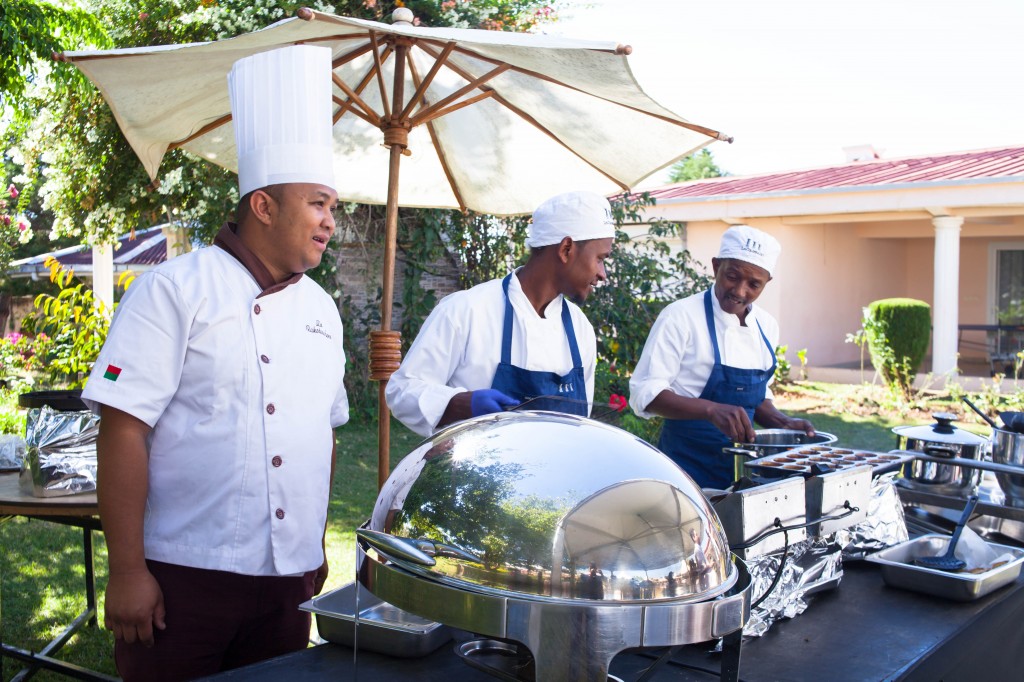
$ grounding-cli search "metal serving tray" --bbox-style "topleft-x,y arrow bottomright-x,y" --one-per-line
865,534 -> 1024,602
299,581 -> 453,657
746,447 -> 912,479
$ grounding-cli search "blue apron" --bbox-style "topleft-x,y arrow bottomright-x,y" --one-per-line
658,289 -> 777,489
490,274 -> 588,416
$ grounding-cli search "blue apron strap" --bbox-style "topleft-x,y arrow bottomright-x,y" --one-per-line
560,299 -> 583,369
755,318 -> 778,373
703,289 -> 722,366
500,274 -> 514,365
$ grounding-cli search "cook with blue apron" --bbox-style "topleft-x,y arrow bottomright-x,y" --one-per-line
627,225 -> 816,490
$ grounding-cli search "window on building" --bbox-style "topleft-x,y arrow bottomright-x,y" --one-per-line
996,247 -> 1024,324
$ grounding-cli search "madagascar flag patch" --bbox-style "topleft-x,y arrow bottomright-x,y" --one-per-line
103,364 -> 122,381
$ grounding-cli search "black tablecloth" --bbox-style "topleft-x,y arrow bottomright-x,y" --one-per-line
202,563 -> 1024,681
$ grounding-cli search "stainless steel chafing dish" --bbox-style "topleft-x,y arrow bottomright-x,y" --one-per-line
357,411 -> 751,681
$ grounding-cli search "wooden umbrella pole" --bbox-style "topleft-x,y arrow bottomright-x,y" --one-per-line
371,39 -> 411,489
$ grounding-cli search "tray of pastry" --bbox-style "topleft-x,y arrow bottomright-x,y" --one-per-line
744,446 -> 913,478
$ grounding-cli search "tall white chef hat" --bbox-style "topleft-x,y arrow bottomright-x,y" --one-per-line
229,45 -> 336,196
717,224 -> 781,277
526,191 -> 616,248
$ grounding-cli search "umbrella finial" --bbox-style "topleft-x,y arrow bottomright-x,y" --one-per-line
392,7 -> 414,25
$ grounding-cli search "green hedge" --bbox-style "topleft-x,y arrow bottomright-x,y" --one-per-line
865,298 -> 931,394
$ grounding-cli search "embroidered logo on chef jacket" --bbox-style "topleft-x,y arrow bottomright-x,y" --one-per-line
305,319 -> 333,339
103,364 -> 122,381
558,382 -> 575,393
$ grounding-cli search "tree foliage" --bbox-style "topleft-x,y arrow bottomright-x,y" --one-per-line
668,148 -> 725,183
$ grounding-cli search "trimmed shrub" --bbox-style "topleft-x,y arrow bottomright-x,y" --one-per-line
864,298 -> 931,396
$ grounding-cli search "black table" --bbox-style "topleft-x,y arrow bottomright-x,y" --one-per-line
203,562 -> 1024,681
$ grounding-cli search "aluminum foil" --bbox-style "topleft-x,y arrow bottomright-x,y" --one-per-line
742,535 -> 844,638
19,405 -> 99,497
837,472 -> 909,559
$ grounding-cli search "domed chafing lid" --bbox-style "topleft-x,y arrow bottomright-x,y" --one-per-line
892,413 -> 988,446
366,411 -> 736,603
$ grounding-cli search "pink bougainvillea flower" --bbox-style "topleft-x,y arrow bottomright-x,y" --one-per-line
8,184 -> 18,199
608,394 -> 628,412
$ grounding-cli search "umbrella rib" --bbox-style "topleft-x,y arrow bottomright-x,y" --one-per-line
333,46 -> 393,124
413,90 -> 494,127
331,95 -> 375,126
415,42 -> 629,190
332,73 -> 381,127
491,91 -> 629,192
399,41 -> 456,122
407,52 -> 467,213
368,31 -> 391,120
408,63 -> 510,128
168,113 -> 231,150
433,41 -> 732,142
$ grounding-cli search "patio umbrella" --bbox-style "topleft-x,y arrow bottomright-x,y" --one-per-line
59,7 -> 731,487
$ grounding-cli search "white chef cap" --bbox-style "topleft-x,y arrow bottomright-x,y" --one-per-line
229,45 -> 336,196
717,225 -> 781,277
526,191 -> 616,248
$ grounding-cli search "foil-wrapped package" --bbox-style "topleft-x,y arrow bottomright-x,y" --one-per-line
0,434 -> 27,470
19,405 -> 99,497
742,535 -> 844,638
837,472 -> 909,559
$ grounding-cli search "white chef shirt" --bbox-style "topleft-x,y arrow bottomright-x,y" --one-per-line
629,289 -> 778,419
385,271 -> 596,437
82,245 -> 348,576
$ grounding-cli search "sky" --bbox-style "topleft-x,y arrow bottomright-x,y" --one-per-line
547,0 -> 1024,183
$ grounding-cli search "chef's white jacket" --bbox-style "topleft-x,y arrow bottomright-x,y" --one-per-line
82,245 -> 348,576
629,289 -> 778,418
386,272 -> 596,437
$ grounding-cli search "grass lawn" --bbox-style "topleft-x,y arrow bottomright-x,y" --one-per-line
0,381 -> 1003,680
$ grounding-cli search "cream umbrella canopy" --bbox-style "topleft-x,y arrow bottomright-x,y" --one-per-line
60,7 -> 731,487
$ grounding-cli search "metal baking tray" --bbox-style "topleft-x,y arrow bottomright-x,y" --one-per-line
299,581 -> 453,657
865,534 -> 1024,601
745,447 -> 912,479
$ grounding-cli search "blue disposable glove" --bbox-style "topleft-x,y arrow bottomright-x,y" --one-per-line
470,389 -> 518,417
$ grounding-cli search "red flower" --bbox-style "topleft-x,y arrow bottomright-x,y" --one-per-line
7,184 -> 18,199
608,394 -> 628,412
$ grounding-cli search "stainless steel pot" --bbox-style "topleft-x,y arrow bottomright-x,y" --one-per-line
992,428 -> 1024,508
357,411 -> 751,681
741,429 -> 838,457
894,413 -> 989,496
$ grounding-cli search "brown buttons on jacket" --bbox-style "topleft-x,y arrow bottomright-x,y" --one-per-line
275,508 -> 285,520
271,456 -> 282,467
261,354 -> 270,363
266,404 -> 275,415
254,304 -> 261,314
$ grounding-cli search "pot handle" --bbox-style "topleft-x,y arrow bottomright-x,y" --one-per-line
924,445 -> 958,459
722,446 -> 757,459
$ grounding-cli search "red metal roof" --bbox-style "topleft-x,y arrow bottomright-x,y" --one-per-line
646,145 -> 1024,201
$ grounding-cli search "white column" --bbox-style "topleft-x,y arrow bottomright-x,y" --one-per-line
931,215 -> 963,376
92,244 -> 114,314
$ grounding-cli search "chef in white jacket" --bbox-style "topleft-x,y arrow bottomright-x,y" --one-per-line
628,225 -> 814,489
82,46 -> 348,681
386,191 -> 615,437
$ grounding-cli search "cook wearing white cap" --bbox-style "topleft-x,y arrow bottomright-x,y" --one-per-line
386,190 -> 615,437
83,45 -> 348,681
628,225 -> 815,489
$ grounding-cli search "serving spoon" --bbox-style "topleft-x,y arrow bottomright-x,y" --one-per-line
915,495 -> 979,572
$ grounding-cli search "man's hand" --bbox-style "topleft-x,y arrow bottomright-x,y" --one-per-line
104,569 -> 166,647
706,403 -> 757,443
313,558 -> 329,596
783,417 -> 816,437
470,389 -> 518,417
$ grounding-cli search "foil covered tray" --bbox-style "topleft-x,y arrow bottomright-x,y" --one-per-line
745,447 -> 912,479
865,534 -> 1024,601
299,581 -> 453,657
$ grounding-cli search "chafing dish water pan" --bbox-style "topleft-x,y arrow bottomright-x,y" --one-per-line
299,581 -> 453,657
865,535 -> 1024,601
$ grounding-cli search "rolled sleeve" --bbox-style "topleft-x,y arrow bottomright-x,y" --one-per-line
628,305 -> 692,419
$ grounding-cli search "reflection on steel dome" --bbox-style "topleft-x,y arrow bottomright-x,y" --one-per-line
368,411 -> 736,603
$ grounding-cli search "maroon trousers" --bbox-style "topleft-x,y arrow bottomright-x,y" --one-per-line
114,560 -> 315,682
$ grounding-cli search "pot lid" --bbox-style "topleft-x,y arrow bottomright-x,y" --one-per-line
366,411 -> 736,604
892,413 -> 988,445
